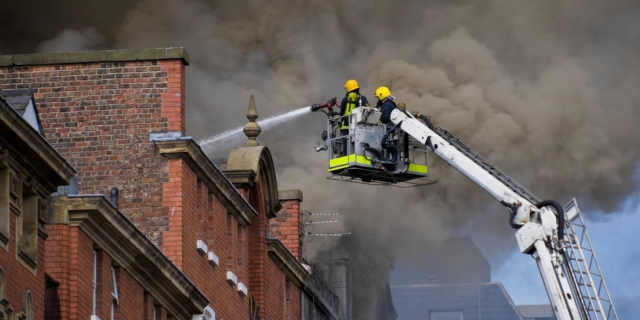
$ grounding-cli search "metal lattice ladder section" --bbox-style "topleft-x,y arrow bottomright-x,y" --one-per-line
433,127 -> 619,320
562,199 -> 618,320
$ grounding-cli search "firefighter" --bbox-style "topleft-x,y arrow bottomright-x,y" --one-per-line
339,79 -> 370,155
375,86 -> 399,164
375,86 -> 396,124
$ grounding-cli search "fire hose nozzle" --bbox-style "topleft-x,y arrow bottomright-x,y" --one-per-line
311,98 -> 338,113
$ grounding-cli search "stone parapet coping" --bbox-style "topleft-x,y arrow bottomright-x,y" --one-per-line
266,238 -> 310,288
152,138 -> 259,226
59,195 -> 209,319
0,47 -> 190,67
278,189 -> 303,202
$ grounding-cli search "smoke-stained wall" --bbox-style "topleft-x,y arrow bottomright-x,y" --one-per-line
3,1 -> 640,318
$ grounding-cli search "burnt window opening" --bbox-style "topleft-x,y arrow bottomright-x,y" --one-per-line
44,276 -> 61,320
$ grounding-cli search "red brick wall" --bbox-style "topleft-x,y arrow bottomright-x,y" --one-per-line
115,267 -> 145,320
69,227 -> 94,320
46,223 -> 159,320
248,183 -> 267,319
264,258 -> 286,320
0,209 -> 47,319
155,305 -> 169,320
270,199 -> 302,259
0,60 -> 187,247
95,250 -> 112,320
209,193 -> 252,320
162,159 -> 186,269
247,179 -> 292,320
1,57 -> 303,320
143,292 -> 154,320
163,161 -> 253,320
286,283 -> 301,320
45,224 -> 71,319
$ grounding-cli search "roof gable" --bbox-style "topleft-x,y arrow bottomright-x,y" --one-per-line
0,89 -> 43,135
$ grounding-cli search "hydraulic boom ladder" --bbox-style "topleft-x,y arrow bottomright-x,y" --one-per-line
389,109 -> 618,320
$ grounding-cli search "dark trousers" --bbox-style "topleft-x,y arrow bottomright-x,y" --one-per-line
341,129 -> 349,156
382,126 -> 398,163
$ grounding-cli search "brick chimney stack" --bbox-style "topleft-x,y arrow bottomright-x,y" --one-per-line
0,48 -> 189,245
270,190 -> 303,259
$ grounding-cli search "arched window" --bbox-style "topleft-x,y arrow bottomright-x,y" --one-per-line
22,290 -> 34,320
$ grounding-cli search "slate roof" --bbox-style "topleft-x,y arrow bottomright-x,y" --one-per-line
0,89 -> 34,116
392,282 -> 524,320
391,235 -> 491,286
0,88 -> 43,134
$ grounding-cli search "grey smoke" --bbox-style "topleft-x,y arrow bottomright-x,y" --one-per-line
37,28 -> 105,53
3,0 -> 640,318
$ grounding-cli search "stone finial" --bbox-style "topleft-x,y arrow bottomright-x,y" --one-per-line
243,95 -> 261,146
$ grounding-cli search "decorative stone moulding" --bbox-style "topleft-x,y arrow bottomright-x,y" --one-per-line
196,240 -> 207,254
243,95 -> 261,147
237,282 -> 248,297
226,271 -> 238,285
207,252 -> 219,266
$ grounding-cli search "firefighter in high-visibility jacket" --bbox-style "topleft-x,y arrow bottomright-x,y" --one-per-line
375,86 -> 399,165
339,79 -> 370,155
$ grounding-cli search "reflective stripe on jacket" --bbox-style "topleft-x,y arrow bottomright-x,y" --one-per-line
340,92 -> 369,130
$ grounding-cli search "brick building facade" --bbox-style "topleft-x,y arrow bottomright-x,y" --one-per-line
0,48 -> 343,319
0,89 -> 76,319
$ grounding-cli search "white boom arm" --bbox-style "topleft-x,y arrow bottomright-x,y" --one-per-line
389,109 -> 585,320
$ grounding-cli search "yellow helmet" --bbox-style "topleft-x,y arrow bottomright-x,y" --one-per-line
375,86 -> 391,100
344,79 -> 359,92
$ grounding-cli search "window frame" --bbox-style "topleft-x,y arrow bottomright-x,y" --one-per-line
92,250 -> 97,316
110,267 -> 119,320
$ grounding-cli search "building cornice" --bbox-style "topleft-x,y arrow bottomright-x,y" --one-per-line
63,195 -> 209,319
266,238 -> 310,288
0,47 -> 189,67
153,138 -> 258,226
0,98 -> 76,189
222,169 -> 257,189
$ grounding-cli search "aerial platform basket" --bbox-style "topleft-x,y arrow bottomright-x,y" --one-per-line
318,107 -> 435,187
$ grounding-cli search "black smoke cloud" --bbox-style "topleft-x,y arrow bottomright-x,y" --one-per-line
3,1 -> 640,318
